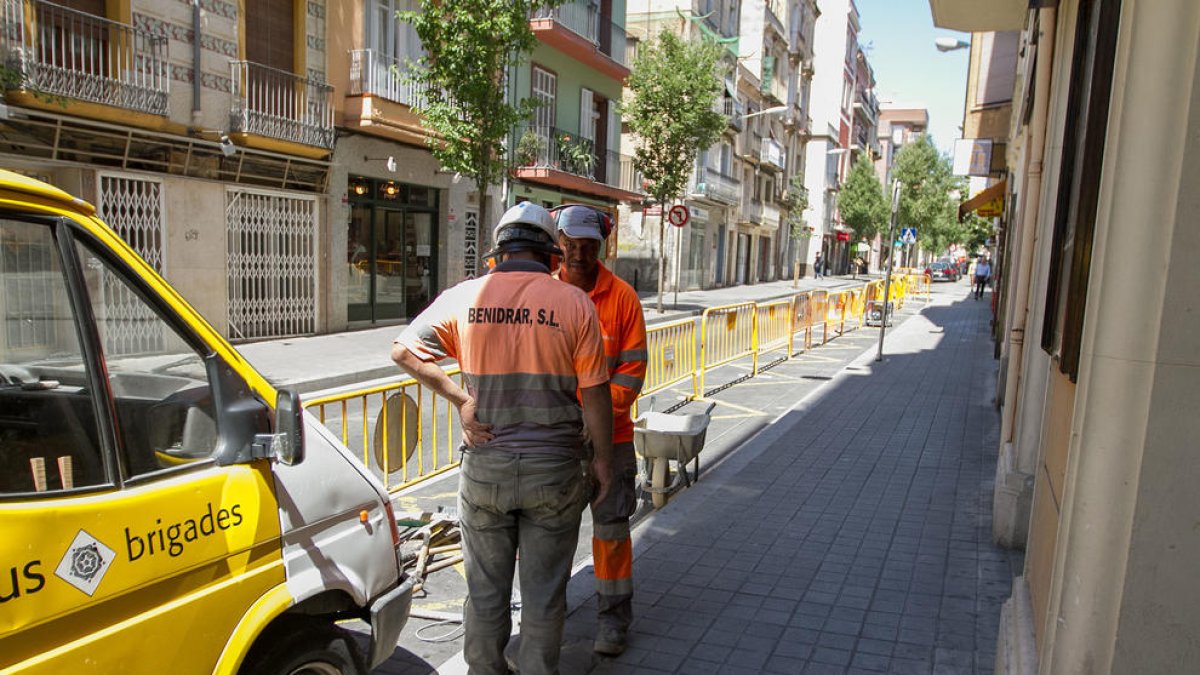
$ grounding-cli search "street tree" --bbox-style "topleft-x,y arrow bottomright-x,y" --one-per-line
891,135 -> 965,261
623,30 -> 726,311
781,171 -> 811,285
400,0 -> 566,273
838,156 -> 888,241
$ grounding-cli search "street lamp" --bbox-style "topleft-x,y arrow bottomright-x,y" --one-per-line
935,37 -> 970,52
741,105 -> 788,121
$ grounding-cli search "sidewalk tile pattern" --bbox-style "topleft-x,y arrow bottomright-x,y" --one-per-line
567,293 -> 1020,674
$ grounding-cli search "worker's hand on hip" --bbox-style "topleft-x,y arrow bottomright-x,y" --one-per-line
590,456 -> 613,507
458,397 -> 493,446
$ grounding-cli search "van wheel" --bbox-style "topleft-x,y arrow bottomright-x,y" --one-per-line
241,618 -> 365,675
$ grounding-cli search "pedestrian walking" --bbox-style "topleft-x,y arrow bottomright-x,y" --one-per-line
392,202 -> 614,675
813,251 -> 824,278
551,205 -> 647,657
974,256 -> 992,299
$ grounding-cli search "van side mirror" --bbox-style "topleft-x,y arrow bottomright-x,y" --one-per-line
273,389 -> 305,466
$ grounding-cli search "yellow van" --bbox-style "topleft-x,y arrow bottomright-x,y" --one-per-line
0,170 -> 412,674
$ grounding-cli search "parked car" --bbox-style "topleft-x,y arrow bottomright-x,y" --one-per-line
925,261 -> 959,282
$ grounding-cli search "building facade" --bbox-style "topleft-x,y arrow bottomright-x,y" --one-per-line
1,0 -> 337,340
932,0 -> 1200,671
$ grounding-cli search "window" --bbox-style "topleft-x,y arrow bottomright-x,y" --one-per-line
73,238 -> 221,479
245,0 -> 295,72
532,65 -> 557,134
1040,0 -> 1121,380
0,213 -> 233,498
0,218 -> 105,494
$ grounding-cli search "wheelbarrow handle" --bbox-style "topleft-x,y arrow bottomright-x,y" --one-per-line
702,402 -> 716,417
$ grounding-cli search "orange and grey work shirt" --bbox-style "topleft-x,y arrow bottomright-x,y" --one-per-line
396,259 -> 608,458
555,262 -> 647,444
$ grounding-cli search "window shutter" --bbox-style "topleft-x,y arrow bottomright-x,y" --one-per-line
580,88 -> 595,143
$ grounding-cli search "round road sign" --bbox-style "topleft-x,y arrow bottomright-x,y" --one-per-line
667,204 -> 689,228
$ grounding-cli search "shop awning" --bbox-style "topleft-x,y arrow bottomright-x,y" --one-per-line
959,179 -> 1007,221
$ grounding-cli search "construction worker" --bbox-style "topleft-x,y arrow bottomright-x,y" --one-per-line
551,204 -> 647,657
392,201 -> 613,675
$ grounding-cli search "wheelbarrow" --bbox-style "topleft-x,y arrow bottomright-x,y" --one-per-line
632,399 -> 717,509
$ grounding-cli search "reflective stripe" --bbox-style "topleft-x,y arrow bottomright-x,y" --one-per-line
617,349 -> 648,363
611,373 -> 644,392
607,355 -> 619,370
595,577 -> 633,597
465,372 -> 582,427
467,372 -> 579,390
593,521 -> 630,540
592,536 -> 632,581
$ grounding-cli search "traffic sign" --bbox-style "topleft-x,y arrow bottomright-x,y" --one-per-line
900,227 -> 918,245
667,204 -> 689,228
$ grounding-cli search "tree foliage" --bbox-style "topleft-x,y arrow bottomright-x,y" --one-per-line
891,135 -> 966,256
623,30 -> 726,310
400,0 -> 564,208
623,31 -> 726,207
838,156 -> 888,240
782,171 -> 811,238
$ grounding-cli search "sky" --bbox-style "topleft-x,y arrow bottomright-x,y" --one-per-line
854,0 -> 971,156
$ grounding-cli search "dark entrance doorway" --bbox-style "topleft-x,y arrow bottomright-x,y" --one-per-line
346,177 -> 438,323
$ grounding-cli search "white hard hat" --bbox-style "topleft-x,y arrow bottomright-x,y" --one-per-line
487,202 -> 562,258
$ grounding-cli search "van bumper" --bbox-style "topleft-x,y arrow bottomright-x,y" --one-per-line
367,575 -> 415,669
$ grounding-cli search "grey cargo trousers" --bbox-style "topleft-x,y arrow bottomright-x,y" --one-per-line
459,448 -> 589,675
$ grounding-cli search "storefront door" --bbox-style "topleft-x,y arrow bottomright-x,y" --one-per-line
346,179 -> 437,323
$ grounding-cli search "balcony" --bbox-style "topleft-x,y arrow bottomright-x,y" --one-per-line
1,0 -> 169,116
531,2 -> 628,81
694,167 -> 740,205
510,124 -> 643,202
853,88 -> 879,124
766,0 -> 787,37
724,97 -> 745,131
348,49 -> 434,108
230,61 -> 335,150
741,199 -> 762,224
762,202 -> 781,227
761,138 -> 785,170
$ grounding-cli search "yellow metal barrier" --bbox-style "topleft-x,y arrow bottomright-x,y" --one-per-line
810,290 -> 829,344
698,302 -> 757,395
756,299 -> 794,361
304,370 -> 465,494
792,292 -> 814,351
642,318 -> 698,401
305,280 -> 909,493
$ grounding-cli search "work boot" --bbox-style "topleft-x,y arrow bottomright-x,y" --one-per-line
593,624 -> 627,656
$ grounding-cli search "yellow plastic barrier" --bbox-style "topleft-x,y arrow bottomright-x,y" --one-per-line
756,299 -> 794,361
642,318 -> 698,401
304,370 -> 464,494
306,280 -> 906,492
810,290 -> 830,344
792,292 -> 815,351
698,302 -> 758,395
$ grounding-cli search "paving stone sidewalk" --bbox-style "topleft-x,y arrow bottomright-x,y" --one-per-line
562,284 -> 1021,674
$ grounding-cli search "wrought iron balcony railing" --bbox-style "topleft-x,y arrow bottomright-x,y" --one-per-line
694,167 -> 740,205
533,2 -> 627,66
1,0 -> 169,115
512,124 -> 640,191
230,61 -> 335,150
348,49 -> 435,108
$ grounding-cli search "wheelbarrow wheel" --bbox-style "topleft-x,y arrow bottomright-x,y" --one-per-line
650,457 -> 670,509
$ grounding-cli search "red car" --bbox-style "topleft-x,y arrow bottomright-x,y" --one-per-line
925,261 -> 959,282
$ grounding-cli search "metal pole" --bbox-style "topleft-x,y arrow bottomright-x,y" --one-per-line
877,181 -> 902,362
673,216 -> 682,307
